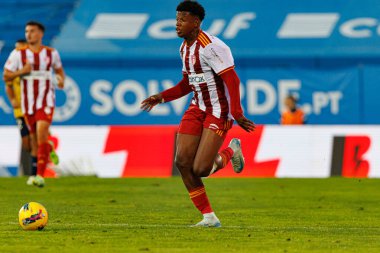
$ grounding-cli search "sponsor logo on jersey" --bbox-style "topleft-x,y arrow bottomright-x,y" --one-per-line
188,73 -> 206,85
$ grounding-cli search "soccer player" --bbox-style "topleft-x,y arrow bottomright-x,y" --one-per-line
141,1 -> 255,227
281,95 -> 305,125
3,21 -> 65,187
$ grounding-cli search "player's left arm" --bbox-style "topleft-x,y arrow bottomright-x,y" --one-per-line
52,49 -> 65,89
220,69 -> 255,132
54,67 -> 65,89
205,44 -> 255,132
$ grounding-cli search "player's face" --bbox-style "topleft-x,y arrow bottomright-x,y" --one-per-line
176,11 -> 199,38
285,98 -> 296,110
25,25 -> 43,45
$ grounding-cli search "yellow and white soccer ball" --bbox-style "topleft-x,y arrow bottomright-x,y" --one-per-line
18,202 -> 48,231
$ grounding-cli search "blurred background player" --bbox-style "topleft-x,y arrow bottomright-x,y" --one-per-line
141,1 -> 255,227
281,95 -> 305,125
3,21 -> 65,187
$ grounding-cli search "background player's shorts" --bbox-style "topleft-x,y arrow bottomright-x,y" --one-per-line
24,107 -> 54,133
178,105 -> 233,139
15,117 -> 30,137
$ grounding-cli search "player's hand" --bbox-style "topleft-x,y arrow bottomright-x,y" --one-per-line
21,61 -> 32,75
56,75 -> 64,89
140,94 -> 163,112
10,98 -> 20,108
236,116 -> 255,132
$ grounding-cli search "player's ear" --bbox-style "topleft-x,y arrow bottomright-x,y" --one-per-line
194,17 -> 200,27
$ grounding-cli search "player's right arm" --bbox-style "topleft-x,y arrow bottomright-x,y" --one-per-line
2,50 -> 31,82
140,73 -> 192,112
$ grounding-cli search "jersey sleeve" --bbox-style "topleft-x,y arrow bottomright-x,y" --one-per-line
203,43 -> 235,75
4,49 -> 21,72
51,49 -> 63,69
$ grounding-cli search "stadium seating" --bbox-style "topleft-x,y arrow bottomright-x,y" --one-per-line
0,0 -> 77,62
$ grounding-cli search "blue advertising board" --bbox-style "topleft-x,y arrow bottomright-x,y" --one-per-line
363,66 -> 380,124
0,66 -> 361,125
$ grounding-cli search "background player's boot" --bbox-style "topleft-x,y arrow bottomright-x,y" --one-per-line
192,212 -> 221,227
26,176 -> 35,186
48,140 -> 59,165
32,175 -> 45,188
228,138 -> 245,173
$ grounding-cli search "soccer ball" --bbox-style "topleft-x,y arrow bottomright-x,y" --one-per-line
18,202 -> 48,231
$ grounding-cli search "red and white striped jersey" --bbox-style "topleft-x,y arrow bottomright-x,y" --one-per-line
4,46 -> 62,115
180,30 -> 235,119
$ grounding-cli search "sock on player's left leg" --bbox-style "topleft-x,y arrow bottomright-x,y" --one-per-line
37,142 -> 52,177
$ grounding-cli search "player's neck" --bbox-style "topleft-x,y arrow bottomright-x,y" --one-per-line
28,42 -> 43,53
184,28 -> 200,46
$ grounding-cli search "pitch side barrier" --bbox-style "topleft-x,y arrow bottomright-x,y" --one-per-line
0,125 -> 379,178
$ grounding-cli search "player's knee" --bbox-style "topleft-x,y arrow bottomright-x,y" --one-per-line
174,155 -> 192,172
193,164 -> 211,177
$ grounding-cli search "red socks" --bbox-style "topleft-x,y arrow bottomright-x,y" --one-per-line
37,142 -> 52,177
219,147 -> 234,167
189,186 -> 213,214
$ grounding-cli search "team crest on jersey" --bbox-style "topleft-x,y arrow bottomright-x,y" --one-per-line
44,56 -> 51,65
191,55 -> 197,65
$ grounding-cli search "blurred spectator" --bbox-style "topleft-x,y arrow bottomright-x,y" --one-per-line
281,95 -> 305,125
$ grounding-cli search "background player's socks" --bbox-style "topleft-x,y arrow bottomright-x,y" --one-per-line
209,147 -> 234,175
48,140 -> 59,165
26,156 -> 38,185
189,186 -> 213,214
31,156 -> 37,176
37,142 -> 52,177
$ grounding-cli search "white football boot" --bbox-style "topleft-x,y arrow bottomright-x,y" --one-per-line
26,176 -> 35,186
192,212 -> 221,227
33,175 -> 45,188
229,138 -> 245,173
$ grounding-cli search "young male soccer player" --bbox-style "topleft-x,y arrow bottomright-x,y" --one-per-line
3,21 -> 65,187
4,39 -> 59,185
141,1 -> 255,227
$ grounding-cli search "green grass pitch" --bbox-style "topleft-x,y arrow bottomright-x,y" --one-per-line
0,177 -> 380,252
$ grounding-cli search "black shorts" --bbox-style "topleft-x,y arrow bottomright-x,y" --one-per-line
16,117 -> 30,137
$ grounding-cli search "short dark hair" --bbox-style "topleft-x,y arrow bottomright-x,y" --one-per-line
176,1 -> 205,21
16,39 -> 27,44
26,21 -> 45,32
286,95 -> 298,103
